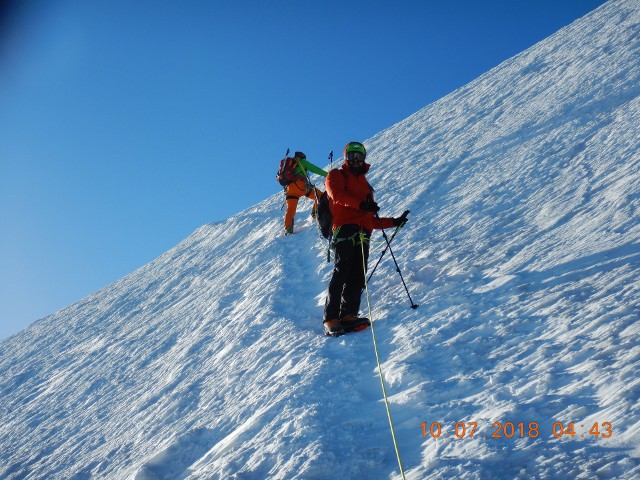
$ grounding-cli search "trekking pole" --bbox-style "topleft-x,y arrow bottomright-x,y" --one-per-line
322,150 -> 334,263
377,213 -> 418,309
367,210 -> 409,283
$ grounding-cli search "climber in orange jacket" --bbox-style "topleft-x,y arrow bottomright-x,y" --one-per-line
323,142 -> 408,336
283,152 -> 327,236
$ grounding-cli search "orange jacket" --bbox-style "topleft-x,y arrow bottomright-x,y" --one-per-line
326,162 -> 395,233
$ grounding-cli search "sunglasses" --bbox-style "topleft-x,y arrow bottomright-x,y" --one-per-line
346,151 -> 366,162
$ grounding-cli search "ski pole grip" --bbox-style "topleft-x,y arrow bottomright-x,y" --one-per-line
401,210 -> 410,220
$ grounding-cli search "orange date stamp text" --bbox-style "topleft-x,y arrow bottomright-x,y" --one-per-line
419,421 -> 613,440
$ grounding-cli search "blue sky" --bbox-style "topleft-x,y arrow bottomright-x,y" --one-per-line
0,0 -> 607,339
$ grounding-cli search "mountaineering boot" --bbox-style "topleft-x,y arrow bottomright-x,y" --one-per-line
284,226 -> 294,236
340,314 -> 370,329
323,318 -> 345,337
324,316 -> 370,337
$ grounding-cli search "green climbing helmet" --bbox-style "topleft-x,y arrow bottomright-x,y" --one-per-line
344,142 -> 366,162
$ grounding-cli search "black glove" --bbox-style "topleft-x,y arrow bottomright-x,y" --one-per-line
360,200 -> 380,213
393,210 -> 410,227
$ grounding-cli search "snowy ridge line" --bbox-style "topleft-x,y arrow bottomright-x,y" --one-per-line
2,0 -> 640,478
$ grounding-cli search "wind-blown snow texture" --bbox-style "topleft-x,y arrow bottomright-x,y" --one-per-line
1,1 -> 639,479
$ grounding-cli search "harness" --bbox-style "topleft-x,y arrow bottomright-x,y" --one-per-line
332,225 -> 370,247
286,162 -> 314,199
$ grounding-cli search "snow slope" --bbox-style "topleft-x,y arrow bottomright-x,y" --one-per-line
1,0 -> 639,478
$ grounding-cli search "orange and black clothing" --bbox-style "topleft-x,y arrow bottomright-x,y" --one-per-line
325,162 -> 395,233
323,161 -> 396,322
284,157 -> 327,231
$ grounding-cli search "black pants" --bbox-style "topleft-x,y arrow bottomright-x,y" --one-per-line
324,227 -> 370,321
